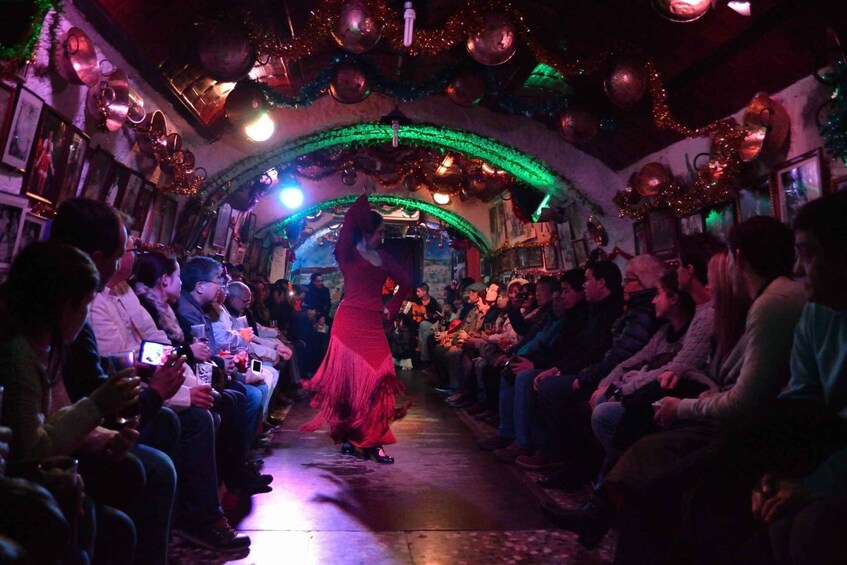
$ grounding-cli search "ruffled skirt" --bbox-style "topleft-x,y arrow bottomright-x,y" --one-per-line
300,303 -> 407,447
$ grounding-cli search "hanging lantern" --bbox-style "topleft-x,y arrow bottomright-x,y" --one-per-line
466,13 -> 517,66
197,26 -> 256,82
604,56 -> 648,108
559,107 -> 599,144
651,0 -> 712,23
445,70 -> 486,106
328,62 -> 371,104
332,0 -> 381,54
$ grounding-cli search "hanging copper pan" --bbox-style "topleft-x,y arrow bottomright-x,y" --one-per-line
635,162 -> 670,197
739,92 -> 790,162
136,111 -> 167,158
86,68 -> 130,131
54,27 -> 100,87
159,133 -> 183,174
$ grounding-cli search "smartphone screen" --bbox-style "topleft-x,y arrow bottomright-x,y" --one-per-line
250,359 -> 263,374
140,341 -> 174,366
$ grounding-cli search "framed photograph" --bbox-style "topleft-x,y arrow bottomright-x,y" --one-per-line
54,127 -> 89,203
773,148 -> 826,225
240,212 -> 257,243
557,221 -> 575,270
703,200 -> 737,243
118,171 -> 145,217
0,193 -> 28,269
518,246 -> 543,268
736,173 -> 774,222
211,202 -> 232,249
157,196 -> 178,245
18,213 -> 47,252
131,181 -> 156,235
647,209 -> 678,259
831,174 -> 847,193
489,202 -> 504,247
500,248 -> 513,272
633,221 -> 649,255
21,107 -> 70,202
81,147 -> 115,200
572,238 -> 589,266
679,212 -> 705,236
1,85 -> 43,171
106,165 -> 131,208
0,83 -> 16,159
542,243 -> 559,271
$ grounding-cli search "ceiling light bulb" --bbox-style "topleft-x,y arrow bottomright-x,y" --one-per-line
403,2 -> 416,47
244,112 -> 274,142
727,1 -> 751,16
279,186 -> 304,209
433,192 -> 451,205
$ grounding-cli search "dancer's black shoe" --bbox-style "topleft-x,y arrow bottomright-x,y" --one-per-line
363,446 -> 394,464
340,441 -> 356,456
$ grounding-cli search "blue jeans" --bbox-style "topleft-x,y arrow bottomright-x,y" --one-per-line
135,408 -> 178,565
590,394 -> 622,483
174,407 -> 223,525
498,368 -> 541,448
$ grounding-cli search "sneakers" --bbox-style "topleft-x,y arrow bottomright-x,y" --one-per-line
515,453 -> 566,471
492,442 -> 531,462
178,517 -> 251,553
477,435 -> 512,451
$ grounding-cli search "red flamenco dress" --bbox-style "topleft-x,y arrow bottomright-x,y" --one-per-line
301,194 -> 411,447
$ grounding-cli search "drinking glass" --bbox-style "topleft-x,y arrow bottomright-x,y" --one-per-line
190,324 -> 207,343
103,351 -> 139,426
268,320 -> 278,329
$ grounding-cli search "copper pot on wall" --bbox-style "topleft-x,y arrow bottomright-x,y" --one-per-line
135,111 -> 167,158
86,68 -> 130,131
635,162 -> 671,197
739,92 -> 790,162
54,27 -> 100,87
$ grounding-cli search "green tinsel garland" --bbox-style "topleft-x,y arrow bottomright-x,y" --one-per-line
265,194 -> 490,252
819,63 -> 847,164
0,0 -> 62,61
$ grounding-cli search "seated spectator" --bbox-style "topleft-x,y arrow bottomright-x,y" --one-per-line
529,256 -> 664,486
546,217 -> 806,558
0,242 -> 138,563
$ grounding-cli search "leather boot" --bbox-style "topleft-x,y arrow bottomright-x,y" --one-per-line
541,490 -> 613,549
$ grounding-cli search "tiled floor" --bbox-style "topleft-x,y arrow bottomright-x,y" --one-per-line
169,368 -> 616,564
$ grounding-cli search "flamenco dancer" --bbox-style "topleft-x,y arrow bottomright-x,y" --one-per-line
301,193 -> 411,463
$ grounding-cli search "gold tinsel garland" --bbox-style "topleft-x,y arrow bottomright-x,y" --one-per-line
613,122 -> 745,220
233,0 -> 730,139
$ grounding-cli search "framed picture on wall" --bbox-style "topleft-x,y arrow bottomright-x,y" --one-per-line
703,200 -> 737,243
81,147 -> 115,199
500,248 -> 513,272
737,173 -> 774,222
647,209 -> 678,259
158,197 -> 178,246
572,238 -> 589,266
18,213 -> 47,253
0,83 -> 16,159
773,148 -> 826,225
240,212 -> 257,242
131,181 -> 156,236
0,192 -> 28,269
107,165 -> 131,208
542,243 -> 559,271
557,221 -> 575,270
1,85 -> 43,171
211,203 -> 232,250
21,107 -> 70,203
118,171 -> 145,217
518,246 -> 543,268
679,212 -> 705,236
55,127 -> 89,203
489,202 -> 504,247
831,174 -> 847,193
633,220 -> 649,255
